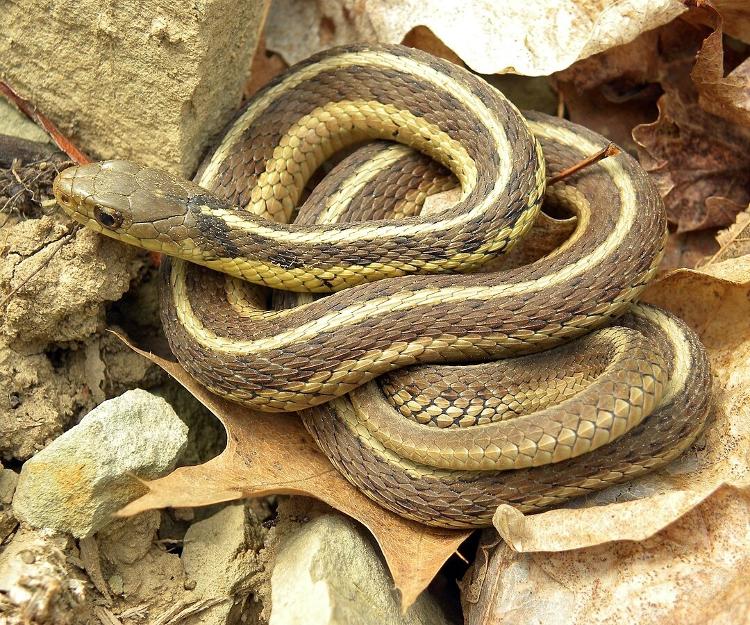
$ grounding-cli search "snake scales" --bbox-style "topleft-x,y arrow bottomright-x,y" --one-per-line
53,44 -> 711,527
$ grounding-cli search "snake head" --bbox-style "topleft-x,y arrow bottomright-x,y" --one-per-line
53,160 -> 208,255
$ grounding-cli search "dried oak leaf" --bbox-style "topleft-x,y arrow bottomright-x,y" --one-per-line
264,0 -> 687,76
553,28 -> 663,154
117,344 -> 470,609
493,255 -> 750,552
244,33 -> 288,100
661,229 -> 719,270
705,0 -> 750,43
463,256 -> 750,624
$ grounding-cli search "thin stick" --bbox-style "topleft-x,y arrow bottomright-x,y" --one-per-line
547,143 -> 621,185
0,82 -> 90,164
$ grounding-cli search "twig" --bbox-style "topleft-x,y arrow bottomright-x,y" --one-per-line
0,227 -> 78,310
0,81 -> 90,164
116,604 -> 150,619
151,597 -> 229,625
547,143 -> 621,185
453,548 -> 469,564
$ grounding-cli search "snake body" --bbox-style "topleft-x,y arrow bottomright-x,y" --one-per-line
53,44 -> 711,527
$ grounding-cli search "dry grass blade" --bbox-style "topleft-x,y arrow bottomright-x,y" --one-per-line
151,597 -> 228,625
93,606 -> 123,625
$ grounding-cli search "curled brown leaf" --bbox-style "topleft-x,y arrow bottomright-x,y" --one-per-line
691,4 -> 750,126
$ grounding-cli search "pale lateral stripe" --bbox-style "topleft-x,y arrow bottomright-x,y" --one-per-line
223,144 -> 455,319
316,144 -> 423,225
246,101 -> 478,225
197,98 -> 500,244
635,306 -> 689,404
196,49 -> 519,244
175,123 -> 636,355
336,306 -> 691,479
199,49 -> 511,198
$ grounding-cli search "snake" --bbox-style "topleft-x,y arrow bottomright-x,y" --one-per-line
52,44 -> 712,527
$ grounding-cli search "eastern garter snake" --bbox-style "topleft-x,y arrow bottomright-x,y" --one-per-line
53,44 -> 712,527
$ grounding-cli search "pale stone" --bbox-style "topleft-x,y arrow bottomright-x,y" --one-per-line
0,0 -> 267,176
181,504 -> 264,625
270,514 -> 451,625
13,389 -> 188,537
0,100 -> 52,143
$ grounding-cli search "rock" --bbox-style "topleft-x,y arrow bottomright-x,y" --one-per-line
0,99 -> 52,143
0,0 -> 265,177
97,511 -> 185,613
98,510 -> 162,565
0,214 -> 150,461
13,389 -> 188,537
0,527 -> 90,624
0,466 -> 19,541
270,514 -> 452,625
1,217 -> 143,346
181,504 -> 265,625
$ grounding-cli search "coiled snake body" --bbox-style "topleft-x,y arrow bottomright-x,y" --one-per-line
54,44 -> 711,527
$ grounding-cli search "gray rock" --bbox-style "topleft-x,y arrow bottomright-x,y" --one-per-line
0,99 -> 52,143
13,389 -> 188,537
270,514 -> 452,625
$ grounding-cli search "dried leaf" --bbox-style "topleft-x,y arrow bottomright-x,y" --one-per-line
464,489 -> 750,625
703,205 -> 750,265
553,28 -> 662,154
706,0 -> 750,42
265,0 -> 687,76
661,229 -> 719,271
632,7 -> 750,232
463,255 -> 750,624
556,5 -> 750,232
244,34 -> 288,100
691,6 -> 750,126
116,341 -> 470,609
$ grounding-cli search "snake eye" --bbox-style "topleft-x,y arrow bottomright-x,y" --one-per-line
93,205 -> 124,229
